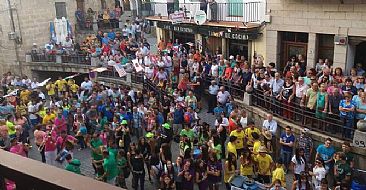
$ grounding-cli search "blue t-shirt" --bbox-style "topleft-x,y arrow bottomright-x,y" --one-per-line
316,144 -> 335,169
102,37 -> 109,45
339,100 -> 355,119
280,133 -> 295,152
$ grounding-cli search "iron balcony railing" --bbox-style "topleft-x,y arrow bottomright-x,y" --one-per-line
142,2 -> 264,23
251,89 -> 354,140
29,53 -> 91,65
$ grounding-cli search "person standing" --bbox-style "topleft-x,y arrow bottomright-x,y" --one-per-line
208,80 -> 219,114
296,128 -> 313,168
279,126 -> 295,172
130,149 -> 145,190
132,107 -> 144,139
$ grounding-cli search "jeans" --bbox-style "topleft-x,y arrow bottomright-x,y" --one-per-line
340,116 -> 354,139
280,149 -> 292,170
45,150 -> 57,166
133,172 -> 145,190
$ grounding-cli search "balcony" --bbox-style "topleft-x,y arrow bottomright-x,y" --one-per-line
0,150 -> 123,190
143,0 -> 266,24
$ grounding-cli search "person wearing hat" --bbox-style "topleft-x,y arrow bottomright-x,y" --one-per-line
208,80 -> 219,114
160,123 -> 173,145
296,128 -> 313,168
254,146 -> 274,184
262,130 -> 273,155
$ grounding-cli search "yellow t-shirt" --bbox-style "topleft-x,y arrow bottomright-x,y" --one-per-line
20,90 -> 31,102
46,83 -> 56,96
67,79 -> 75,86
42,113 -> 56,125
55,79 -> 67,91
240,158 -> 254,176
70,84 -> 79,93
245,127 -> 261,146
255,154 -> 273,176
252,140 -> 262,155
224,161 -> 236,183
227,142 -> 237,158
272,167 -> 286,187
230,130 -> 245,149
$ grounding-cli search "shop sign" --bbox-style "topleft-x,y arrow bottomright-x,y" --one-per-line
207,30 -> 257,40
157,22 -> 195,34
170,11 -> 185,24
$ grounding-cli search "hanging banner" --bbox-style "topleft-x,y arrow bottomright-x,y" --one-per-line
114,64 -> 127,77
132,59 -> 144,73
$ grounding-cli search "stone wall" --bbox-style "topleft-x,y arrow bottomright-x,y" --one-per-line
266,0 -> 366,71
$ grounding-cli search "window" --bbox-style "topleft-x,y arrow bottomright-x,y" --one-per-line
55,2 -> 67,19
318,34 -> 334,61
282,32 -> 308,43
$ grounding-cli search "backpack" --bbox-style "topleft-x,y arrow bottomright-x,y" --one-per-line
184,112 -> 192,124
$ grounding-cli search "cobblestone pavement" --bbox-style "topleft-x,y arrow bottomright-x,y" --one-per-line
27,34 -> 294,189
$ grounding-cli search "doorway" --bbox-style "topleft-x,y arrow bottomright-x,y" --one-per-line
280,32 -> 308,69
355,41 -> 366,67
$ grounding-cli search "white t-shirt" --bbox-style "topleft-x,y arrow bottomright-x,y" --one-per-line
211,64 -> 219,77
214,117 -> 229,127
217,91 -> 230,104
291,155 -> 306,175
312,166 -> 326,188
240,117 -> 247,128
81,81 -> 93,91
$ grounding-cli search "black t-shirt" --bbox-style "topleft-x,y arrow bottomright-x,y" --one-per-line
131,156 -> 145,172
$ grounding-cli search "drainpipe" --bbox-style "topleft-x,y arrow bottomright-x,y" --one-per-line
7,0 -> 22,76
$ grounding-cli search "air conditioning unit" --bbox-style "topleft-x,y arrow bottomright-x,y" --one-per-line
334,35 -> 347,45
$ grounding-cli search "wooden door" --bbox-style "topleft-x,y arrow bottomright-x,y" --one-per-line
282,42 -> 307,69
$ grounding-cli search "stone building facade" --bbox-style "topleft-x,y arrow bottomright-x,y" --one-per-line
0,0 -> 115,75
265,0 -> 366,73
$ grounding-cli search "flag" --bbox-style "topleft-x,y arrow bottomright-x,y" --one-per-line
64,73 -> 79,80
50,22 -> 56,43
37,78 -> 51,87
3,89 -> 18,98
91,67 -> 108,73
114,64 -> 127,77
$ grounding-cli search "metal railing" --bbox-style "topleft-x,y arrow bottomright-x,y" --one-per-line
252,89 -> 354,140
29,53 -> 91,65
143,2 -> 263,23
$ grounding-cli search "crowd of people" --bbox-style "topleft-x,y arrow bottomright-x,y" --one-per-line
2,15 -> 365,190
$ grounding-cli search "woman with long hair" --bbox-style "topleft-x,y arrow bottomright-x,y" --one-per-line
291,148 -> 306,181
291,171 -> 312,190
138,137 -> 152,181
207,152 -> 222,190
240,150 -> 255,178
224,153 -> 238,190
195,159 -> 208,190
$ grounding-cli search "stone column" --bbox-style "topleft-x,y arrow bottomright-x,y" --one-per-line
333,44 -> 348,72
307,33 -> 317,69
221,38 -> 227,58
266,30 -> 279,65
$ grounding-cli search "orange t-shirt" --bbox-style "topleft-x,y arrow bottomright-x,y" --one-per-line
224,67 -> 233,79
193,53 -> 201,62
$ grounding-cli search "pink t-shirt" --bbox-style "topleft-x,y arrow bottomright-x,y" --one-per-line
10,144 -> 27,157
54,117 -> 67,133
44,131 -> 57,152
56,135 -> 77,149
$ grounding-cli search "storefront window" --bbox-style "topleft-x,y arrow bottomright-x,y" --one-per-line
227,39 -> 248,58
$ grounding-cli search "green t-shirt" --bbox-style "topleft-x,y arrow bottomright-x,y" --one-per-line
335,161 -> 352,182
90,139 -> 103,160
103,156 -> 119,180
6,121 -> 15,136
180,129 -> 195,141
344,152 -> 354,165
65,159 -> 81,174
117,157 -> 128,175
214,144 -> 222,160
99,116 -> 108,131
108,147 -> 118,159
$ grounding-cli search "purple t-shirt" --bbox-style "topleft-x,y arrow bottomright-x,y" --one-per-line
207,161 -> 222,183
182,168 -> 195,190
